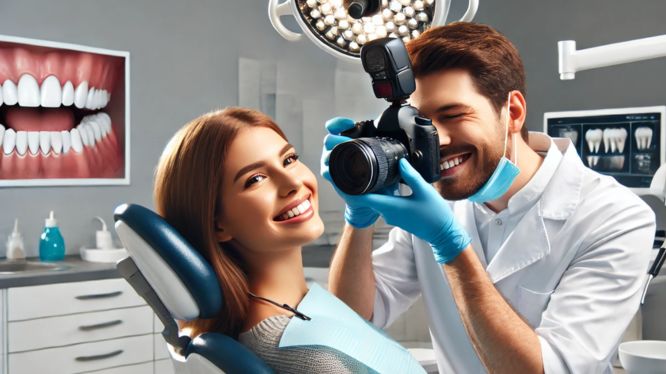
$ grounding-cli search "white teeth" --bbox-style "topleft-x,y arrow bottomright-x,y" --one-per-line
18,74 -> 40,107
26,131 -> 39,155
16,131 -> 28,156
3,129 -> 16,155
3,80 -> 18,106
61,130 -> 71,153
70,128 -> 83,153
85,88 -> 96,110
74,81 -> 89,109
40,75 -> 62,108
78,124 -> 91,147
602,128 -> 611,153
62,81 -> 74,106
0,124 -> 4,146
50,131 -> 63,155
39,131 -> 51,155
616,128 -> 628,153
440,156 -> 464,171
585,129 -> 603,153
635,127 -> 653,150
278,199 -> 312,220
561,129 -> 578,145
287,210 -> 295,218
84,124 -> 96,146
586,155 -> 600,168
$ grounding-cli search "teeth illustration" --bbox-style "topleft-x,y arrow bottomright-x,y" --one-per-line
3,129 -> 16,155
40,75 -> 62,108
17,74 -> 40,107
84,124 -> 96,146
3,79 -> 18,106
39,131 -> 51,155
602,128 -> 611,153
89,119 -> 102,141
585,129 -> 603,153
61,130 -> 71,153
74,81 -> 89,109
16,131 -> 28,156
610,156 -> 625,170
635,127 -> 653,150
62,81 -> 74,106
27,131 -> 39,155
616,128 -> 627,153
0,124 -> 4,145
70,128 -> 83,153
78,124 -> 91,147
50,131 -> 63,155
560,129 -> 578,145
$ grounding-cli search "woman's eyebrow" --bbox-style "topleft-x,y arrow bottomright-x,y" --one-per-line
233,143 -> 294,183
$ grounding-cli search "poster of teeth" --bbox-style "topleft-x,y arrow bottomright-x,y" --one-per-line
544,106 -> 665,189
0,35 -> 129,186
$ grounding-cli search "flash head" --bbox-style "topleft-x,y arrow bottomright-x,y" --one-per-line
360,38 -> 415,102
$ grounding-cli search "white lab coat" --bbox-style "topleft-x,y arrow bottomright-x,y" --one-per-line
370,133 -> 655,373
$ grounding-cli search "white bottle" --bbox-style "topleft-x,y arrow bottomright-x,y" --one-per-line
94,216 -> 114,249
6,219 -> 25,260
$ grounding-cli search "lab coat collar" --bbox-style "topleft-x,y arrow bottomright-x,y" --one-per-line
456,133 -> 584,283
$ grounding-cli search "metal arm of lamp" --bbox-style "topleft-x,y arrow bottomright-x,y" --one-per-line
558,35 -> 666,80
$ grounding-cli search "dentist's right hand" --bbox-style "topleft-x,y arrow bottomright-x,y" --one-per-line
320,117 -> 380,228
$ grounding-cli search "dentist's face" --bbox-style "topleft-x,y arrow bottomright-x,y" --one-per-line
410,69 -> 505,200
216,126 -> 324,257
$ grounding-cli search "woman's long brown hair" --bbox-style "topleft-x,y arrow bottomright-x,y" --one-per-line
153,107 -> 287,338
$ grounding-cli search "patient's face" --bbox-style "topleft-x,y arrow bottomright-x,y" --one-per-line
217,126 -> 324,257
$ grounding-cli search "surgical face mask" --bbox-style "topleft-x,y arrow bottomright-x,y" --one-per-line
468,94 -> 520,203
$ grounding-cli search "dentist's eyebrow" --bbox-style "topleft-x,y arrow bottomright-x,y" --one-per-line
233,143 -> 294,183
434,103 -> 473,114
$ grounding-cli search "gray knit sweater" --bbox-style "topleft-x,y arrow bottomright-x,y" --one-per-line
238,315 -> 375,373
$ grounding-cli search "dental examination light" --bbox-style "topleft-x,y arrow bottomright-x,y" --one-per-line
268,0 -> 479,62
558,34 -> 666,80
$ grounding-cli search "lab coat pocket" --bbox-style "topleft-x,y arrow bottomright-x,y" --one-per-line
516,286 -> 554,328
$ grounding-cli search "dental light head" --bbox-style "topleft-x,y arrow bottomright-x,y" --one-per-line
268,0 -> 479,62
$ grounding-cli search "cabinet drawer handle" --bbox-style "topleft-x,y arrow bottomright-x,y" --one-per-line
75,349 -> 123,362
75,291 -> 123,300
78,319 -> 123,331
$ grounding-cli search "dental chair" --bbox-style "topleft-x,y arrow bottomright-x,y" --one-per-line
113,203 -> 273,374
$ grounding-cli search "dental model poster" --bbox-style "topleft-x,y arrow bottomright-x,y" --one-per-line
544,106 -> 665,189
0,35 -> 129,186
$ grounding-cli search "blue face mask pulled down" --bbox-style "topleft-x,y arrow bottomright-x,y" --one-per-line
468,96 -> 520,203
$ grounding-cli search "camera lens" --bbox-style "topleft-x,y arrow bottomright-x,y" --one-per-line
329,137 -> 408,195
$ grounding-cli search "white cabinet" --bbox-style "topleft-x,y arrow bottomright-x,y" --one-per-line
4,278 -> 156,374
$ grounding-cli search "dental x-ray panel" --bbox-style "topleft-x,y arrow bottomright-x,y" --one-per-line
544,106 -> 665,191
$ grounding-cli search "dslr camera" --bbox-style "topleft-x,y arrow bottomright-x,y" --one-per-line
329,37 -> 441,195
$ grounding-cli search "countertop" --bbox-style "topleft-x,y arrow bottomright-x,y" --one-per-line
0,245 -> 336,289
0,255 -> 119,288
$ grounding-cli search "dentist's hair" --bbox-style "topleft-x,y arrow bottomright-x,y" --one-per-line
154,107 -> 287,338
407,22 -> 528,141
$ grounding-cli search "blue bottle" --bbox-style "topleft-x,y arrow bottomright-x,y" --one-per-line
39,211 -> 66,261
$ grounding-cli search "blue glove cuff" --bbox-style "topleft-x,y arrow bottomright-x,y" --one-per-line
431,232 -> 471,264
344,205 -> 379,229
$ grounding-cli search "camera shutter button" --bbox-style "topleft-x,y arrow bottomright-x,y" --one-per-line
412,150 -> 423,161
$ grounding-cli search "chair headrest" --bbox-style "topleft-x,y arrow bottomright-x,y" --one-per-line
114,204 -> 222,320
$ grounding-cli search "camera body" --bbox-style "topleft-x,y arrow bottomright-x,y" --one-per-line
329,37 -> 441,195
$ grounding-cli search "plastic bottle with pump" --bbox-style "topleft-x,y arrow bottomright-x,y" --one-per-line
6,219 -> 26,260
39,211 -> 66,261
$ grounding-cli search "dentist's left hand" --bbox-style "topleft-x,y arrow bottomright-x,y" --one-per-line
346,158 -> 471,264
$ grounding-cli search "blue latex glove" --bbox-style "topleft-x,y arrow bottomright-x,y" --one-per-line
320,117 -> 380,228
347,158 -> 471,264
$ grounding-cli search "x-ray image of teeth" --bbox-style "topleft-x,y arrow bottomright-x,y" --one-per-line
635,127 -> 653,150
586,155 -> 600,168
609,156 -> 625,170
635,153 -> 653,174
559,128 -> 578,145
585,129 -> 603,153
601,128 -> 628,153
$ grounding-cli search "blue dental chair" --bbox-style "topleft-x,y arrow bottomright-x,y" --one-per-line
113,203 -> 273,374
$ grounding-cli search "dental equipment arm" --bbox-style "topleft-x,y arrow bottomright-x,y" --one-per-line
558,35 -> 666,80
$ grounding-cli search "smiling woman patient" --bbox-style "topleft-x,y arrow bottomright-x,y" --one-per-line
153,107 -> 402,373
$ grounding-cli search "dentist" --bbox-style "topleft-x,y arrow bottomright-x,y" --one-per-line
321,23 -> 656,373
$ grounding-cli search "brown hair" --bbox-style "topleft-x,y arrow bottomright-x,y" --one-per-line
407,22 -> 528,140
153,107 -> 287,338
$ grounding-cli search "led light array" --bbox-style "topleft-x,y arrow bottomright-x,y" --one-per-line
297,0 -> 435,56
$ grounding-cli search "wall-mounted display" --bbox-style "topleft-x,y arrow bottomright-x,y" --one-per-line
544,106 -> 665,192
0,35 -> 129,186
